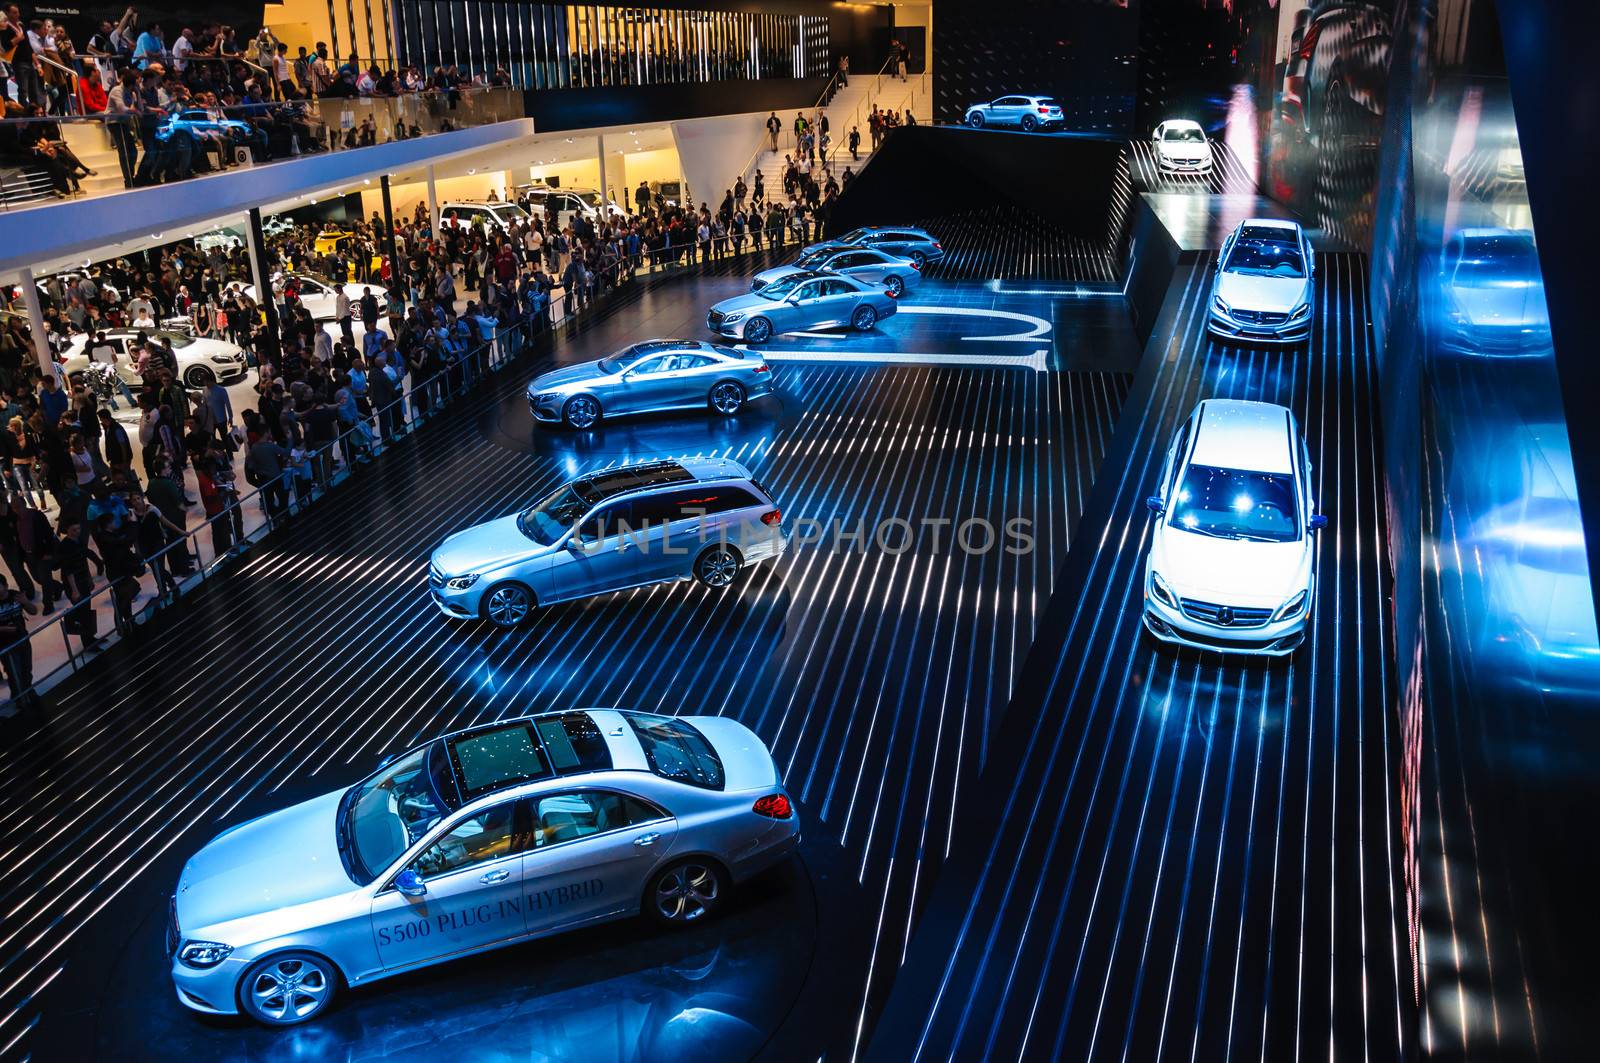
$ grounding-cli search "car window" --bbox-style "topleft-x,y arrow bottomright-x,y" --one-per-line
576,500 -> 629,541
412,802 -> 519,877
795,281 -> 825,301
670,354 -> 712,370
630,356 -> 669,375
625,714 -> 725,789
823,279 -> 856,295
530,791 -> 665,848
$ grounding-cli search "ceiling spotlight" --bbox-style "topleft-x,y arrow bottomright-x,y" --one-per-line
468,168 -> 477,175
150,232 -> 162,239
364,178 -> 371,185
565,137 -> 574,143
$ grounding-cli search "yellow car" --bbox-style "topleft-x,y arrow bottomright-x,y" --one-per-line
313,229 -> 383,279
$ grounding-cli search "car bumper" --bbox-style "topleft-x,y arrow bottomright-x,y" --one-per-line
1158,157 -> 1214,173
213,364 -> 249,383
729,811 -> 802,884
707,312 -> 752,338
430,577 -> 486,619
528,393 -> 567,422
1207,308 -> 1311,344
171,955 -> 246,1015
1143,595 -> 1307,657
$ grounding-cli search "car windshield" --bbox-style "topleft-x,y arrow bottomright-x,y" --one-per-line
836,228 -> 871,244
1165,126 -> 1205,142
597,340 -> 677,373
494,203 -> 531,219
758,275 -> 808,299
1454,237 -> 1539,287
342,743 -> 456,884
517,483 -> 595,545
152,330 -> 195,348
795,250 -> 831,267
1226,236 -> 1306,278
1169,463 -> 1300,542
624,714 -> 724,789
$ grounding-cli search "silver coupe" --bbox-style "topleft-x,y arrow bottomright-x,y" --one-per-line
526,339 -> 774,429
707,271 -> 898,343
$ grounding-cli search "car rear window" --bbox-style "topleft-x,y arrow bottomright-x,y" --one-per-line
625,714 -> 724,790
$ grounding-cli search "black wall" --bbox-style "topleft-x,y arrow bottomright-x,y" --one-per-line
931,0 -> 1139,131
526,75 -> 830,131
826,126 -> 1127,244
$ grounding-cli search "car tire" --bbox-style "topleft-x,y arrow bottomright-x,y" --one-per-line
909,250 -> 928,269
1021,114 -> 1038,133
480,582 -> 535,628
743,316 -> 773,344
967,111 -> 984,128
694,544 -> 743,589
185,366 -> 216,388
884,275 -> 905,298
851,304 -> 878,331
643,858 -> 729,928
562,395 -> 602,430
709,380 -> 746,416
237,951 -> 339,1026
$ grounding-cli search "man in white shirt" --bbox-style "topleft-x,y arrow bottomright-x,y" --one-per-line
171,27 -> 194,73
125,292 -> 155,321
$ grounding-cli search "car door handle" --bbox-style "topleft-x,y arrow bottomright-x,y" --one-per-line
633,832 -> 661,847
480,868 -> 512,883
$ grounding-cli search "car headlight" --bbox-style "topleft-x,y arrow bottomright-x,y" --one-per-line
534,391 -> 563,404
1288,302 -> 1311,321
178,941 -> 234,969
1273,589 -> 1308,621
1149,570 -> 1177,608
446,574 -> 481,590
1212,295 -> 1232,316
720,311 -> 744,324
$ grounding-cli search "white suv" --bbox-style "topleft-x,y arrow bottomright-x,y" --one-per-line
1207,218 -> 1315,344
1142,399 -> 1326,656
438,200 -> 533,233
1152,118 -> 1214,174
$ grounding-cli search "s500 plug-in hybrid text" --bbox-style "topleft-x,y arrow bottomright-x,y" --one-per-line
1142,399 -> 1327,656
525,339 -> 774,429
429,458 -> 786,626
168,709 -> 799,1025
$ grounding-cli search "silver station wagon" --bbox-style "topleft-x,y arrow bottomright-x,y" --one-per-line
168,709 -> 800,1025
429,458 -> 787,626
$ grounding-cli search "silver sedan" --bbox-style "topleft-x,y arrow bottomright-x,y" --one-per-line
526,339 -> 774,429
168,708 -> 801,1026
750,247 -> 923,297
707,272 -> 898,343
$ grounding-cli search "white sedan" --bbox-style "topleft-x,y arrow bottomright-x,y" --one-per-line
62,328 -> 249,388
1152,119 -> 1214,175
231,272 -> 386,322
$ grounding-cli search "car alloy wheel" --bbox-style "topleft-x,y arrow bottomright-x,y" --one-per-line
851,304 -> 878,331
709,381 -> 745,416
909,250 -> 928,269
884,275 -> 905,297
239,953 -> 336,1026
186,366 -> 216,388
967,112 -> 984,128
563,395 -> 601,430
482,583 -> 533,627
651,861 -> 723,924
1021,115 -> 1038,132
744,316 -> 773,343
695,545 -> 741,588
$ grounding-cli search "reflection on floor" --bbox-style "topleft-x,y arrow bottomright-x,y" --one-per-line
1,250 -> 1135,1061
872,253 -> 1410,1062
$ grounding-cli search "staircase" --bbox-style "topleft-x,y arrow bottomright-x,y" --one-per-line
744,69 -> 932,200
61,123 -> 126,197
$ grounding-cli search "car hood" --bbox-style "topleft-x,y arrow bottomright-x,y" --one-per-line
177,789 -> 353,932
1216,271 -> 1310,315
1151,525 -> 1310,606
178,338 -> 243,362
1449,283 -> 1549,330
342,283 -> 388,305
752,266 -> 806,287
1158,142 -> 1211,162
528,359 -> 607,393
713,292 -> 779,315
432,514 -> 548,575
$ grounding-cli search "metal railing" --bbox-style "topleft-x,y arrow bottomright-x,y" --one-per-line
732,62 -> 854,195
0,223 -> 816,712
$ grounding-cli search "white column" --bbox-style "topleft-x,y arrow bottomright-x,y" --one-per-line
242,214 -> 268,308
427,165 -> 441,234
596,135 -> 607,214
19,268 -> 52,379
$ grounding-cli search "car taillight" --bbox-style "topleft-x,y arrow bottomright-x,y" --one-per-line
752,363 -> 771,373
1038,107 -> 1050,114
909,260 -> 922,271
753,793 -> 792,818
885,288 -> 900,298
932,242 -> 942,250
760,509 -> 782,527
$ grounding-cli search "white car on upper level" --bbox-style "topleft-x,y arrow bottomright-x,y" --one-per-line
1152,119 -> 1214,175
963,95 -> 1065,132
439,200 -> 533,233
1207,218 -> 1315,344
1142,399 -> 1326,657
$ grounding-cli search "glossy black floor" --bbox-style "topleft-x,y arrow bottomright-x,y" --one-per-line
0,248 -> 1135,1060
872,253 -> 1409,1061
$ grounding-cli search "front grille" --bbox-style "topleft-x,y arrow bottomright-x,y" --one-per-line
1231,309 -> 1288,325
428,563 -> 444,588
707,310 -> 725,329
166,894 -> 181,955
1180,598 -> 1274,628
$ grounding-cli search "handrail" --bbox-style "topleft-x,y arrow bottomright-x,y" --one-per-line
727,65 -> 842,202
0,224 -> 819,708
33,53 -> 82,117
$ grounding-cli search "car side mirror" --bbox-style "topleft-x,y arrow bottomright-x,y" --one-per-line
1309,514 -> 1328,531
1145,496 -> 1165,515
395,868 -> 427,897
